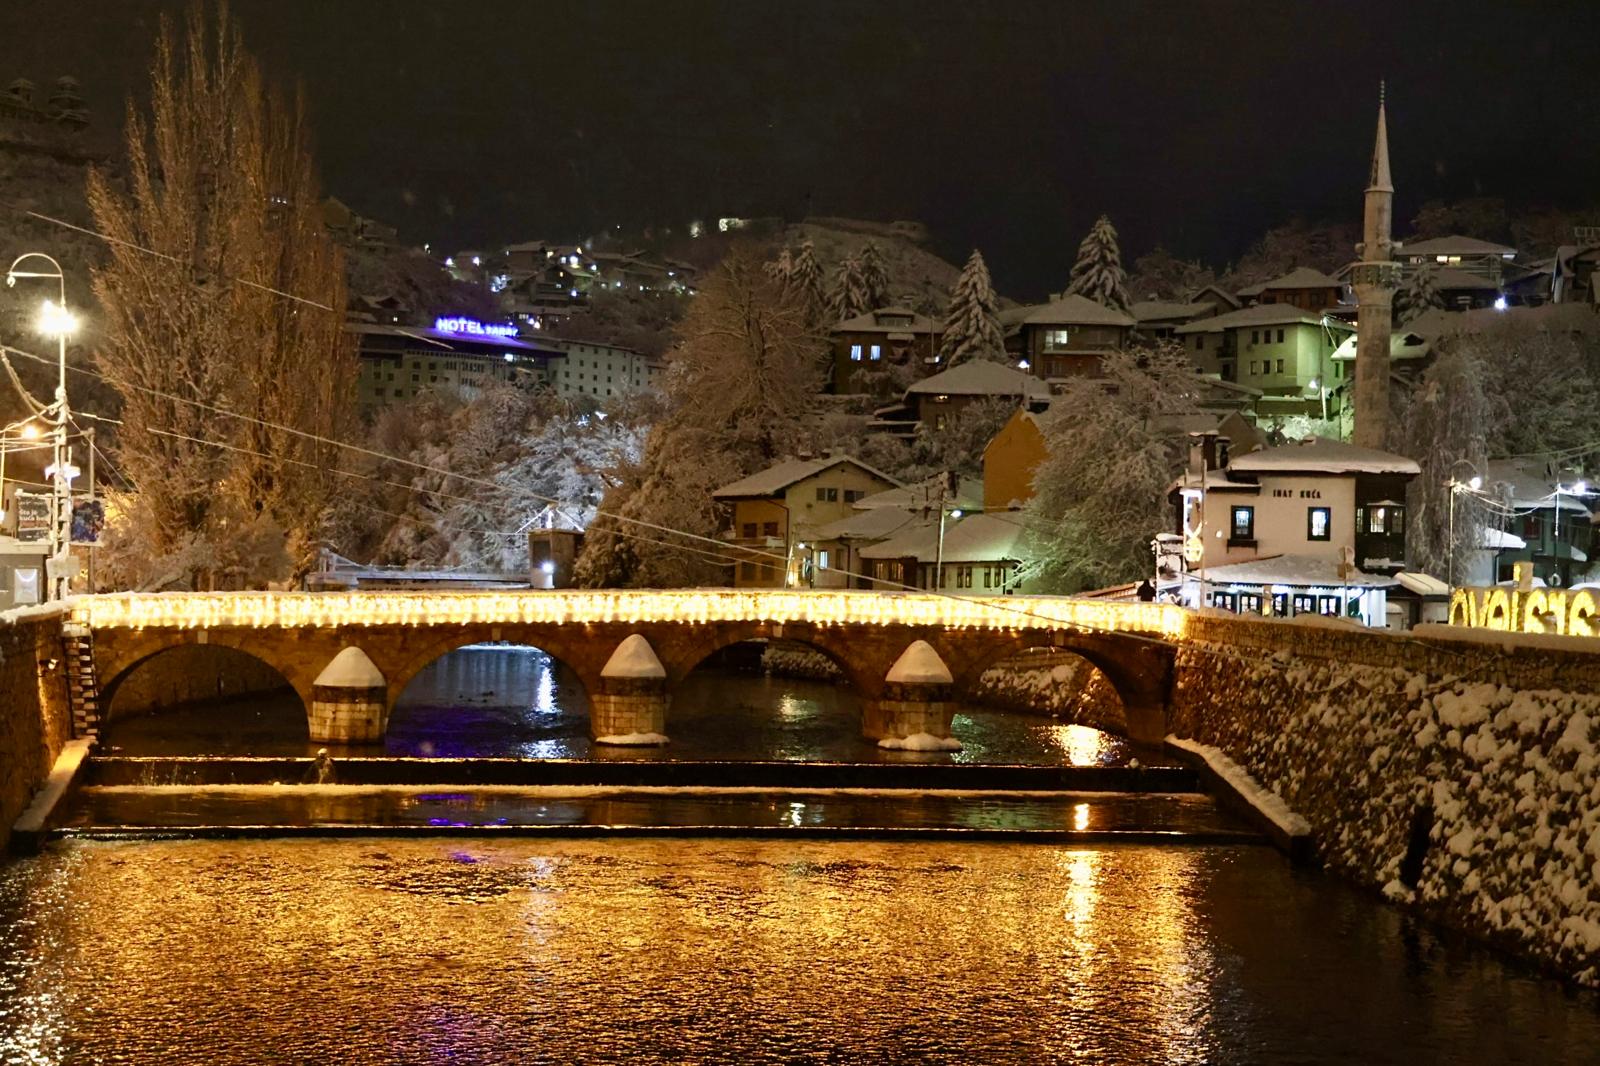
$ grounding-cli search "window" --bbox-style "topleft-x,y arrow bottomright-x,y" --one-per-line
1307,507 -> 1331,541
1231,506 -> 1255,542
1045,328 -> 1071,349
816,550 -> 830,570
1195,335 -> 1205,351
1221,360 -> 1235,381
1211,590 -> 1237,612
869,344 -> 882,361
762,521 -> 779,538
739,562 -> 756,581
1270,592 -> 1289,617
844,490 -> 865,503
1275,359 -> 1284,374
850,344 -> 863,362
741,522 -> 757,538
1276,329 -> 1285,343
1250,330 -> 1259,345
956,566 -> 973,589
1238,592 -> 1263,614
1318,595 -> 1340,616
1249,361 -> 1259,375
1292,593 -> 1315,615
1367,505 -> 1404,536
815,487 -> 838,502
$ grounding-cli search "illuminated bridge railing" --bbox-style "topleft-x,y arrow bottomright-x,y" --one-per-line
68,590 -> 1186,639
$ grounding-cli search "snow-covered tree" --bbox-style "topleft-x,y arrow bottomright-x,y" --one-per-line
1127,245 -> 1216,301
575,245 -> 826,587
1397,342 -> 1491,581
764,246 -> 792,287
1395,262 -> 1445,325
1025,344 -> 1206,592
89,5 -> 356,589
1066,215 -> 1132,312
858,241 -> 891,309
828,256 -> 868,323
787,239 -> 826,323
938,249 -> 1005,366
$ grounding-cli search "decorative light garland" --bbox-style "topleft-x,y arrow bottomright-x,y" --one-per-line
68,590 -> 1186,639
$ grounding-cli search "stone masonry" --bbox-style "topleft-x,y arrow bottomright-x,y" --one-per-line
0,608 -> 72,851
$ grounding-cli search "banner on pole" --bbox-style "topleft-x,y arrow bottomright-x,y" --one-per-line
71,499 -> 104,545
13,491 -> 50,543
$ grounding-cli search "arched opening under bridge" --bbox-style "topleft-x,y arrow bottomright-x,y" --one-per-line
99,644 -> 307,757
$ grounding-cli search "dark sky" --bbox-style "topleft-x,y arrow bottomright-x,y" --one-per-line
3,1 -> 1597,298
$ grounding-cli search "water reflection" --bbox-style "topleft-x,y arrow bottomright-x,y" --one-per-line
4,839 -> 1594,1064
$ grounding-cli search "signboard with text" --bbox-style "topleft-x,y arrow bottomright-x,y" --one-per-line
13,491 -> 50,543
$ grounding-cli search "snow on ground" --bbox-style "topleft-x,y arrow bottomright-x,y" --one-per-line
878,732 -> 963,752
593,732 -> 670,747
1165,735 -> 1311,839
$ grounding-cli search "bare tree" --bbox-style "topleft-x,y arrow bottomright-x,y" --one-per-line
87,5 -> 355,588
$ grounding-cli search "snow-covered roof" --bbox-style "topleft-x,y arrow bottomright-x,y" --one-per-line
711,455 -> 902,499
1484,458 -> 1596,511
1394,571 -> 1450,596
1173,302 -> 1348,334
852,473 -> 983,512
1402,234 -> 1517,258
1171,469 -> 1260,494
1430,266 -> 1502,291
1199,554 -> 1398,588
1016,293 -> 1136,328
1130,300 -> 1216,323
1329,330 -> 1432,362
1480,527 -> 1527,550
904,361 -> 1052,401
811,508 -> 929,543
1241,266 -> 1343,294
858,511 -> 1032,564
831,307 -> 940,334
1227,437 -> 1421,476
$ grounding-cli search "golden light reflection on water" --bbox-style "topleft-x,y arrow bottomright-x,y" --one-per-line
1053,723 -> 1112,766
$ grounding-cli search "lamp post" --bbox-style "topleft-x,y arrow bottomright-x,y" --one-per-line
1554,479 -> 1586,585
6,254 -> 78,600
1306,377 -> 1329,422
1446,459 -> 1484,589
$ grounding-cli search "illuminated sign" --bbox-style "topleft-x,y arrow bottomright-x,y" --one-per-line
434,317 -> 518,338
1449,565 -> 1598,637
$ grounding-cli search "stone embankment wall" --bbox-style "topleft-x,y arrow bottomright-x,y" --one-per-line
106,644 -> 291,719
1171,613 -> 1600,987
0,608 -> 71,851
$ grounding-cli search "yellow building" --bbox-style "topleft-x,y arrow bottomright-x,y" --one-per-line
982,407 -> 1047,511
712,455 -> 902,588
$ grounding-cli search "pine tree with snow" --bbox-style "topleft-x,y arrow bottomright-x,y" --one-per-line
858,241 -> 891,309
1066,214 -> 1132,313
788,240 -> 826,323
938,249 -> 1005,366
1396,262 -> 1446,325
828,256 -> 869,323
765,246 -> 792,287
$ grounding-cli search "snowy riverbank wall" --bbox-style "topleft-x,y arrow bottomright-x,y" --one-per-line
1169,612 -> 1600,986
0,607 -> 72,851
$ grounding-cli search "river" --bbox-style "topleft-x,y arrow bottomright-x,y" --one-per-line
4,646 -> 1596,1062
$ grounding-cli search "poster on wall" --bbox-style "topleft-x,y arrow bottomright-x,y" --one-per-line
13,491 -> 50,543
71,499 -> 104,545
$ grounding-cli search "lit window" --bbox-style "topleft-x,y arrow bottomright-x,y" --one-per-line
1231,506 -> 1255,541
869,344 -> 881,361
816,550 -> 831,570
850,344 -> 863,362
1307,507 -> 1331,541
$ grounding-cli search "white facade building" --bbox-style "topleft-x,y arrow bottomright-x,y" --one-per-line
547,339 -> 664,401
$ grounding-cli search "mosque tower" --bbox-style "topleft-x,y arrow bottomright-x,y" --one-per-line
1351,85 -> 1401,449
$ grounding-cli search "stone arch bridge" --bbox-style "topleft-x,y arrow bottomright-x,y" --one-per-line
73,590 -> 1184,746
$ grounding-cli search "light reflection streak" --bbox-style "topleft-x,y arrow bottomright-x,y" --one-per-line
1052,724 -> 1110,767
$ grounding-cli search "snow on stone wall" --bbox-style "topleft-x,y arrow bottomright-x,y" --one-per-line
1170,623 -> 1600,987
969,652 -> 1126,736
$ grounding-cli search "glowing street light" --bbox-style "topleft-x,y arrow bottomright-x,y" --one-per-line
6,252 -> 76,599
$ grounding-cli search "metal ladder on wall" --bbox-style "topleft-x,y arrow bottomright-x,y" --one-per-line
61,621 -> 101,738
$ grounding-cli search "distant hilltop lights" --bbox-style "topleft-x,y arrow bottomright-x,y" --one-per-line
434,316 -> 518,338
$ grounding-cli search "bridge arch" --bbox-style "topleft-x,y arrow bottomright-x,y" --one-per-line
99,642 -> 305,723
96,631 -> 318,719
646,620 -> 883,697
931,627 -> 1174,744
380,626 -> 604,711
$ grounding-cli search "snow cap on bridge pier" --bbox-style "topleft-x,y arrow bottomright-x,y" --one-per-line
314,646 -> 385,688
885,640 -> 953,685
601,633 -> 667,679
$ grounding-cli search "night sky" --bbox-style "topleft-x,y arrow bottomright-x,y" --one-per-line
3,0 -> 1597,297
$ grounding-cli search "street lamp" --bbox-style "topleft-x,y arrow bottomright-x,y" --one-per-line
6,253 -> 77,600
935,505 -> 962,591
1306,378 -> 1330,422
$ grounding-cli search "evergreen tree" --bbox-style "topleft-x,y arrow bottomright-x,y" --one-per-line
1066,214 -> 1132,312
788,239 -> 826,323
827,256 -> 868,322
1396,262 -> 1445,325
764,246 -> 792,287
858,241 -> 891,309
938,249 -> 1005,366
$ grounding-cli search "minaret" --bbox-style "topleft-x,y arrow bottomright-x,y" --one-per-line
1351,84 -> 1400,449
